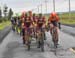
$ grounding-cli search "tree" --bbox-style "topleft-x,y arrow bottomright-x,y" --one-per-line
0,8 -> 2,18
0,7 -> 2,22
8,8 -> 13,20
3,4 -> 8,21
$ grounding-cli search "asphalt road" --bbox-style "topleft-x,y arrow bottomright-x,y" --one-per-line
0,26 -> 75,58
0,26 -> 11,43
61,25 -> 75,37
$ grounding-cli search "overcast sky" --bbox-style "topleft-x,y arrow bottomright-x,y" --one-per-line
0,0 -> 75,13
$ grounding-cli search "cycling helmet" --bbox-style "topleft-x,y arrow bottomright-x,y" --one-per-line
51,12 -> 57,17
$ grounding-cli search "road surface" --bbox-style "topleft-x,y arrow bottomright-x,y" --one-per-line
61,25 -> 75,37
0,26 -> 75,58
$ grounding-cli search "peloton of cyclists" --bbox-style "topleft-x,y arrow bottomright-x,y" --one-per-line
11,11 -> 60,49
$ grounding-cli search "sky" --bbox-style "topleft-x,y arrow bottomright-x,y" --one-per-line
0,0 -> 75,14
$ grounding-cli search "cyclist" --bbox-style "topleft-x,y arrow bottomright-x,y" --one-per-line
16,17 -> 20,33
48,12 -> 60,44
24,14 -> 33,45
28,11 -> 36,38
18,16 -> 23,35
11,17 -> 16,31
13,17 -> 17,32
36,13 -> 46,48
21,12 -> 27,44
37,14 -> 46,31
32,13 -> 38,38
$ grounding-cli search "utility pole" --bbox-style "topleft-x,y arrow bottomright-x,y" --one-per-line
53,0 -> 55,12
69,0 -> 71,20
41,4 -> 42,13
37,6 -> 39,13
45,0 -> 47,13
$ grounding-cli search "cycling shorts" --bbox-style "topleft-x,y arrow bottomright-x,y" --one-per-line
51,21 -> 58,27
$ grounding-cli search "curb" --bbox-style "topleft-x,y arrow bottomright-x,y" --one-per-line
0,26 -> 11,43
62,24 -> 75,28
61,24 -> 75,37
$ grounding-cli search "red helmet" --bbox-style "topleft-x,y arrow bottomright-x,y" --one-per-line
51,12 -> 57,17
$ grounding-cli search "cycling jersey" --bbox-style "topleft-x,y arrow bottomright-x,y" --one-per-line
33,16 -> 36,23
48,13 -> 59,26
37,18 -> 45,28
24,17 -> 32,28
48,16 -> 59,22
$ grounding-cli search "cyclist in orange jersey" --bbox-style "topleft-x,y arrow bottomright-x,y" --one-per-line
48,12 -> 60,44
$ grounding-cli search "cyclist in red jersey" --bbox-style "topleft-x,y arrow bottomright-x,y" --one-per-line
21,12 -> 27,44
36,14 -> 46,48
36,14 -> 46,35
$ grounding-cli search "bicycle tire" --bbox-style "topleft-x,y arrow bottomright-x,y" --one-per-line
40,29 -> 44,52
41,41 -> 44,52
27,41 -> 31,51
25,28 -> 31,51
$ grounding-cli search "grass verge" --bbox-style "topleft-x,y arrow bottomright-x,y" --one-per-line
0,21 -> 11,30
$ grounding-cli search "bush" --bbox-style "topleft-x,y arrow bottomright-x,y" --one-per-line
0,18 -> 2,23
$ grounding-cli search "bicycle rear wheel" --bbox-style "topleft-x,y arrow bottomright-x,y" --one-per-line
25,30 -> 31,51
27,40 -> 31,51
52,28 -> 58,55
40,32 -> 44,52
40,40 -> 44,52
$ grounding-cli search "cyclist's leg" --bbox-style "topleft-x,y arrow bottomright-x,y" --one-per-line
22,28 -> 26,44
24,25 -> 28,44
42,24 -> 46,40
49,23 -> 54,35
28,27 -> 32,41
20,26 -> 22,35
37,26 -> 44,48
55,26 -> 59,44
40,26 -> 45,51
37,27 -> 41,48
30,24 -> 34,38
25,25 -> 32,45
53,21 -> 59,44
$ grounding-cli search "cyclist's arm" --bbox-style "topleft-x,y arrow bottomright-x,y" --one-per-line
48,17 -> 51,24
56,15 -> 60,22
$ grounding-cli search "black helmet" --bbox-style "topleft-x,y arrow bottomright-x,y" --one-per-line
25,13 -> 28,17
39,13 -> 42,19
39,13 -> 42,16
33,13 -> 36,16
